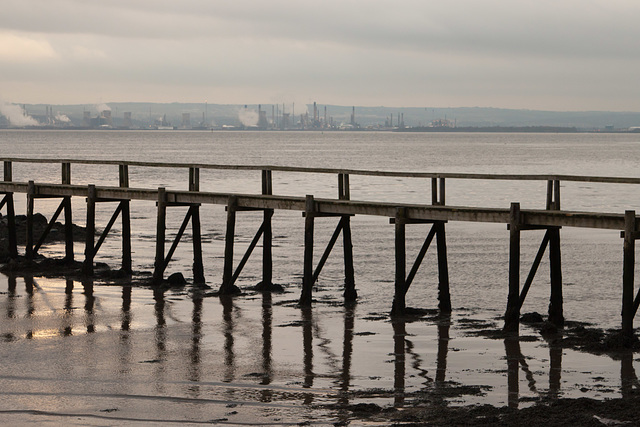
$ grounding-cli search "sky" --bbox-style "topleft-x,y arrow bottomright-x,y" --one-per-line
1,0 -> 639,111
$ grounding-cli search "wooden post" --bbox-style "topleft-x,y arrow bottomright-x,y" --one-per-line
436,221 -> 451,313
262,170 -> 273,288
63,197 -> 74,262
2,162 -> 17,259
189,167 -> 199,192
343,215 -> 357,302
622,210 -> 635,341
300,195 -> 315,306
61,162 -> 71,185
391,207 -> 406,315
191,205 -> 205,284
3,161 -> 11,182
83,185 -> 96,275
59,165 -> 74,263
262,209 -> 274,288
152,187 -> 167,284
548,227 -> 564,327
119,166 -> 131,273
119,164 -> 129,188
504,202 -> 521,331
221,196 -> 238,293
121,200 -> 132,273
26,181 -> 35,260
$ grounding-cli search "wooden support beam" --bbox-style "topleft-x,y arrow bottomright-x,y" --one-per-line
1,193 -> 18,259
622,210 -> 635,341
83,185 -> 97,275
312,217 -> 344,284
300,195 -> 315,306
504,202 -> 521,331
338,173 -> 350,200
119,164 -> 129,188
191,205 -> 205,284
436,221 -> 451,313
63,197 -> 73,262
121,200 -> 132,273
404,223 -> 437,292
163,207 -> 193,270
92,203 -> 123,258
548,227 -> 564,326
33,199 -> 65,254
261,209 -> 274,288
342,215 -> 357,302
517,230 -> 550,309
26,181 -> 35,260
232,221 -> 265,284
220,196 -> 240,294
189,167 -> 199,191
61,162 -> 71,185
391,208 -> 407,314
152,187 -> 167,284
3,161 -> 12,182
262,170 -> 273,195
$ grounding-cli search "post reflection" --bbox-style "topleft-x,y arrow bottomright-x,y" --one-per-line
548,341 -> 562,398
61,279 -> 74,336
82,279 -> 95,333
118,286 -> 133,377
121,286 -> 132,332
621,351 -> 639,398
392,319 -> 406,407
153,288 -> 167,391
301,306 -> 314,405
504,336 -> 538,409
338,304 -> 355,407
3,275 -> 17,341
256,291 -> 274,402
436,315 -> 451,386
24,276 -> 34,339
189,292 -> 203,385
220,295 -> 236,383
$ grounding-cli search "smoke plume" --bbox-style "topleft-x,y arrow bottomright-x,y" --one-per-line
0,101 -> 39,127
238,107 -> 259,126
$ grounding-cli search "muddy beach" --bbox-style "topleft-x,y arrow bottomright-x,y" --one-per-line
1,251 -> 639,425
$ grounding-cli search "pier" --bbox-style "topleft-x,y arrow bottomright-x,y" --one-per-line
1,157 -> 639,340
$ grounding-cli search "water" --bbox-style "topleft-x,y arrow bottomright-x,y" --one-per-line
1,130 -> 639,424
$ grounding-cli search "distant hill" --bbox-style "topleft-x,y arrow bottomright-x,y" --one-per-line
5,102 -> 640,130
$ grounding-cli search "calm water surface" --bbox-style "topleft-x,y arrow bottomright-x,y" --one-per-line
0,130 -> 639,424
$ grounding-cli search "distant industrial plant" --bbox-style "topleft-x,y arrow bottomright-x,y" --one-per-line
2,101 -> 640,132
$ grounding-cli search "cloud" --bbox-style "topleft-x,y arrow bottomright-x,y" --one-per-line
0,32 -> 57,63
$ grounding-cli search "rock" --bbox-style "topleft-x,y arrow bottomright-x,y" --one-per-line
167,272 -> 187,286
521,312 -> 544,323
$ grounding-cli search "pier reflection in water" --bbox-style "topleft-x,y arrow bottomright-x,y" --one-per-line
0,275 -> 638,423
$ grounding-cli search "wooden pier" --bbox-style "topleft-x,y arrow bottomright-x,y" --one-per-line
1,157 -> 639,340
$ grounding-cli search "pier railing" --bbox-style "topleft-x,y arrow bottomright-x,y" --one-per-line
2,157 -> 640,340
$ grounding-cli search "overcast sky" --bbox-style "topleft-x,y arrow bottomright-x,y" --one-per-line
1,0 -> 639,111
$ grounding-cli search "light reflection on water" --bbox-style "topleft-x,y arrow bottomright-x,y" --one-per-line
0,274 -> 639,423
1,130 -> 640,422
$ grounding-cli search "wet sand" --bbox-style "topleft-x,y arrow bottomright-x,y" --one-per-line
1,269 -> 639,426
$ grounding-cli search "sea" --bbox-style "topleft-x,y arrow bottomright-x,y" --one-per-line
0,129 -> 639,424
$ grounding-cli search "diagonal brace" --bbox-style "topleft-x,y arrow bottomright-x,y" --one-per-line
518,230 -> 551,309
231,220 -> 267,284
33,199 -> 66,254
312,217 -> 347,284
404,223 -> 438,293
162,206 -> 194,270
92,203 -> 124,257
